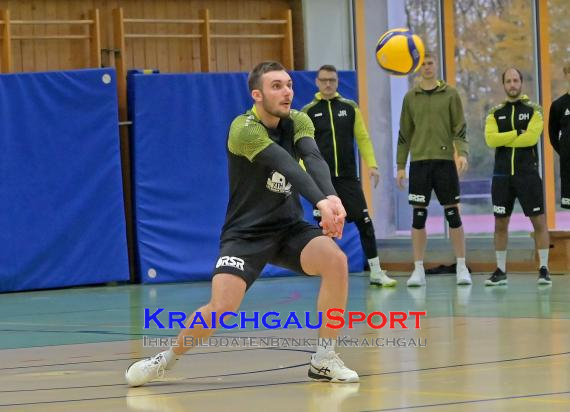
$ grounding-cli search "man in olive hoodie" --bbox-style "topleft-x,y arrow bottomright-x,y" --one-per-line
396,52 -> 471,287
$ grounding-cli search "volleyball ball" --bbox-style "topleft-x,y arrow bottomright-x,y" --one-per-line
375,28 -> 425,76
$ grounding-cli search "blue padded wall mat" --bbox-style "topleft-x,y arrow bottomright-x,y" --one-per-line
0,69 -> 129,292
129,71 -> 365,284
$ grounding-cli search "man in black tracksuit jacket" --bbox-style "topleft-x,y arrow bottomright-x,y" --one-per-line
302,64 -> 396,287
484,68 -> 551,286
548,62 -> 570,208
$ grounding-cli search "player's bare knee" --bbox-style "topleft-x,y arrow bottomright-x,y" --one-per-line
321,248 -> 348,278
331,248 -> 348,272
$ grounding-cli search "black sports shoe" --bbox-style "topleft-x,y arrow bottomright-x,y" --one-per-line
485,268 -> 508,286
537,266 -> 552,285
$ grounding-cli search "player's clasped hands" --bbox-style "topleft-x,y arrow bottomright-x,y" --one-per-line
316,196 -> 346,239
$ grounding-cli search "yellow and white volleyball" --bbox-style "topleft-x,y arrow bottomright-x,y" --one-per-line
375,28 -> 425,76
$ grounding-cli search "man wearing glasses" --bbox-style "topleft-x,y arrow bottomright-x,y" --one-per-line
302,64 -> 396,287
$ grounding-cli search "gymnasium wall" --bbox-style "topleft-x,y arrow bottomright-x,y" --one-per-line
0,0 -> 304,73
0,68 -> 363,291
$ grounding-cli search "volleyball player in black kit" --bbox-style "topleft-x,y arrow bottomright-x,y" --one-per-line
125,61 -> 359,387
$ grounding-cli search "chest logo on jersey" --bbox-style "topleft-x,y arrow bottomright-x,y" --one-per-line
519,113 -> 530,121
266,171 -> 292,195
565,108 -> 570,116
337,109 -> 348,117
313,112 -> 323,117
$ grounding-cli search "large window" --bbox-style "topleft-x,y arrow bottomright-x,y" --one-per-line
394,0 -> 538,237
375,0 -> 564,238
453,0 -> 536,235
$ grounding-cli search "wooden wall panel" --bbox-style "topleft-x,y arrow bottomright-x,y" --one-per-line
45,0 -> 57,69
56,0 -> 70,70
290,0 -> 304,69
19,1 -> 34,72
67,0 -> 88,71
213,0 -> 230,72
239,0 -> 252,73
0,0 -> 303,73
187,1 -> 202,72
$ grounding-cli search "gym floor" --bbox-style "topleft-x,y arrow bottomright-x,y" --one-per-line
1,273 -> 569,411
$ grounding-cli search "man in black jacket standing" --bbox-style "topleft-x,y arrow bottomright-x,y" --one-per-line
549,62 -> 570,209
484,68 -> 551,286
303,64 -> 396,287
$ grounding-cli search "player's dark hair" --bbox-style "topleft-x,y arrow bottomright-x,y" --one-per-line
248,61 -> 286,92
317,64 -> 337,73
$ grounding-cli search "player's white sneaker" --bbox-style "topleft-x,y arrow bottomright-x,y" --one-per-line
369,270 -> 397,287
125,351 -> 169,387
407,269 -> 426,287
308,352 -> 359,383
456,267 -> 472,285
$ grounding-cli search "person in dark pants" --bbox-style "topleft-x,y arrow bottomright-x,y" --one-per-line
125,61 -> 359,387
484,67 -> 551,286
396,52 -> 471,287
302,64 -> 396,287
549,61 -> 570,209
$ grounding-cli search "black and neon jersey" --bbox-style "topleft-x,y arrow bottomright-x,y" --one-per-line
301,92 -> 377,178
548,93 -> 570,158
221,107 -> 329,240
484,95 -> 543,176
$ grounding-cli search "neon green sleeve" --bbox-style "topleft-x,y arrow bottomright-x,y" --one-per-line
354,107 -> 378,168
290,110 -> 315,143
484,113 -> 517,148
227,115 -> 273,161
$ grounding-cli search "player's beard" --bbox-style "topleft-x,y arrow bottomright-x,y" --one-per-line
506,86 -> 522,99
262,98 -> 290,119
